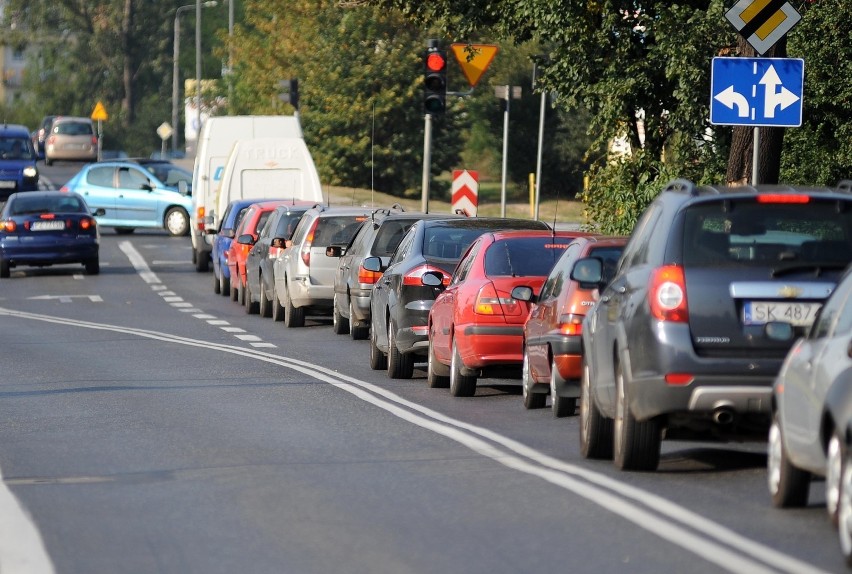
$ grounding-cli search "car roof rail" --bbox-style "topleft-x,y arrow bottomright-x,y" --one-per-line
389,203 -> 405,212
837,180 -> 852,193
662,178 -> 698,195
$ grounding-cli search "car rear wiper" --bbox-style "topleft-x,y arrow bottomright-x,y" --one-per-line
771,263 -> 848,277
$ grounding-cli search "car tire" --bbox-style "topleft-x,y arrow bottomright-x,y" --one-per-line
0,259 -> 10,279
332,294 -> 349,335
350,299 -> 369,340
522,351 -> 546,409
767,415 -> 811,507
258,277 -> 272,318
282,284 -> 304,328
271,289 -> 285,322
386,321 -> 413,379
213,271 -> 221,294
44,157 -> 52,166
613,361 -> 661,471
244,278 -> 258,314
165,207 -> 190,237
579,359 -> 613,459
369,323 -> 387,370
115,227 -> 135,235
551,357 -> 576,418
230,277 -> 238,301
449,339 -> 477,397
839,457 -> 852,565
196,249 -> 209,272
84,257 -> 100,275
828,433 -> 844,525
427,336 -> 450,389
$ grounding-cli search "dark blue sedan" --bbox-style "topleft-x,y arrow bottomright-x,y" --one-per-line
0,191 -> 101,278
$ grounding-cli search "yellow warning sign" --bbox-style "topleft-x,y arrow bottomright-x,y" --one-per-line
91,101 -> 109,121
450,44 -> 499,88
725,0 -> 801,56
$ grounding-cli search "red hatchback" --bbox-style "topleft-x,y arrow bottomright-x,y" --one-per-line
227,200 -> 295,305
426,230 -> 591,397
515,236 -> 627,416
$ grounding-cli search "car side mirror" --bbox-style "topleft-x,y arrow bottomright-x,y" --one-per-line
326,245 -> 343,257
421,271 -> 445,288
236,233 -> 255,246
362,256 -> 383,273
222,229 -> 235,239
92,208 -> 106,217
511,285 -> 536,303
571,257 -> 604,289
765,321 -> 794,342
271,237 -> 287,249
141,183 -> 153,192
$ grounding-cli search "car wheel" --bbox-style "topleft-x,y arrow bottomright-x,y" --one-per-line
427,336 -> 450,389
237,277 -> 246,306
84,257 -> 100,275
386,321 -> 413,379
839,456 -> 852,565
229,275 -> 238,301
258,277 -> 272,318
579,359 -> 613,459
350,299 -> 369,340
282,284 -> 304,328
213,271 -> 221,294
0,259 -> 10,279
44,157 -> 52,166
115,227 -> 135,235
449,339 -> 477,397
369,323 -> 387,370
613,361 -> 661,471
522,351 -> 546,409
767,415 -> 810,507
551,357 -> 576,418
195,249 -> 209,272
244,278 -> 258,314
165,207 -> 190,237
332,294 -> 349,335
828,433 -> 844,525
271,289 -> 285,322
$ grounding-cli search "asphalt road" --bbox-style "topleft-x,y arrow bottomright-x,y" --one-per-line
0,163 -> 846,573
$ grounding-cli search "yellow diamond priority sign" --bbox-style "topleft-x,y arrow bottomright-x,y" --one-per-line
726,0 -> 801,56
91,101 -> 109,121
450,44 -> 499,88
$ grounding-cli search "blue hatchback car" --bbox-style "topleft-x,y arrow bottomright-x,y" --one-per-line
0,124 -> 40,202
212,199 -> 257,296
60,160 -> 192,236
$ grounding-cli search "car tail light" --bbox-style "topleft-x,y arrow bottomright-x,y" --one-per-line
2,220 -> 17,232
358,263 -> 382,284
80,217 -> 95,230
648,265 -> 688,322
402,264 -> 449,286
558,313 -> 584,335
475,283 -> 521,316
59,185 -> 69,192
665,373 -> 694,386
40,214 -> 56,219
90,136 -> 98,146
196,207 -> 205,231
47,135 -> 56,145
301,219 -> 320,266
756,194 -> 810,204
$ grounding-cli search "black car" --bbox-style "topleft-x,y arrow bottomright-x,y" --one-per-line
244,203 -> 312,317
578,179 -> 852,471
328,207 -> 457,339
366,216 -> 551,379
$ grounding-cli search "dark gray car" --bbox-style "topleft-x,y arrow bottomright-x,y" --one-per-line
579,179 -> 852,471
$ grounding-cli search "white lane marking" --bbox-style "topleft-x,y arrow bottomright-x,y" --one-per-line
220,327 -> 245,333
151,285 -> 167,291
170,303 -> 194,308
179,308 -> 202,313
0,309 -> 829,574
118,242 -> 159,285
0,464 -> 55,573
163,297 -> 182,302
234,335 -> 262,342
207,320 -> 229,326
250,342 -> 277,348
193,314 -> 216,320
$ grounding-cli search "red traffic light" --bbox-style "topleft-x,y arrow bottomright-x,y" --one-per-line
426,52 -> 446,72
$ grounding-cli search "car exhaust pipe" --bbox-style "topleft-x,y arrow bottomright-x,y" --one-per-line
712,407 -> 735,425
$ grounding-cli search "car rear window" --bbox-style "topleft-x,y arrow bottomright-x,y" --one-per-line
54,122 -> 93,136
373,219 -> 417,257
314,216 -> 368,247
588,246 -> 625,284
484,237 -> 573,277
274,211 -> 305,239
682,199 -> 852,267
10,195 -> 85,215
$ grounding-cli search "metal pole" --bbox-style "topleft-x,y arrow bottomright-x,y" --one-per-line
752,126 -> 760,186
171,9 -> 182,153
195,0 -> 202,152
421,113 -> 433,213
500,86 -> 509,218
228,0 -> 234,112
534,90 -> 545,221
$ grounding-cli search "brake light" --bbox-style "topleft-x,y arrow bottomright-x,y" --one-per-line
40,214 -> 56,219
648,265 -> 688,322
474,283 -> 521,316
558,314 -> 584,335
59,185 -> 69,192
402,264 -> 449,286
301,219 -> 319,266
91,136 -> 98,146
47,135 -> 56,145
80,217 -> 94,230
756,194 -> 810,204
358,263 -> 382,284
196,207 -> 205,231
2,220 -> 16,232
665,373 -> 694,386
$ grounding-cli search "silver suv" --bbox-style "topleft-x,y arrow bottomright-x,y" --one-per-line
579,179 -> 852,471
272,205 -> 372,328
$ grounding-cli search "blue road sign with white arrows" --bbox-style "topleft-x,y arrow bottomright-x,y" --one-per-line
710,57 -> 804,127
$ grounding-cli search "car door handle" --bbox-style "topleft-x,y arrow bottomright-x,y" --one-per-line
600,295 -> 611,303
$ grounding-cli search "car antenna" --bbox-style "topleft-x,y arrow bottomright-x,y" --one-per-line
370,101 -> 375,209
552,186 -> 561,234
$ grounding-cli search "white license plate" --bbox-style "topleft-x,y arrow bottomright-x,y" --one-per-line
743,301 -> 821,327
0,181 -> 15,189
31,220 -> 65,231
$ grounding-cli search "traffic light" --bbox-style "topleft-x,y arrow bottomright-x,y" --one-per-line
423,47 -> 447,114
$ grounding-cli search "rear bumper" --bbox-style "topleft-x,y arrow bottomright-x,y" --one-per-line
1,238 -> 98,265
458,325 -> 525,369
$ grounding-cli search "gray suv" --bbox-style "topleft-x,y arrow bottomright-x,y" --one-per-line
579,179 -> 852,471
272,205 -> 373,328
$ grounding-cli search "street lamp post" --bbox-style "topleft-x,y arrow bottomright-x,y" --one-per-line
171,1 -> 217,154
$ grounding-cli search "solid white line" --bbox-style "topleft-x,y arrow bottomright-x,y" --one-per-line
0,465 -> 55,573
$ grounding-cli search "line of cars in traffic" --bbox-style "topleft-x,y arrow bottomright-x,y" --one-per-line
206,179 -> 852,566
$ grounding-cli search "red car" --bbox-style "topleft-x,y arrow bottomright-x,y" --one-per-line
227,200 -> 297,305
515,236 -> 627,416
426,229 -> 592,397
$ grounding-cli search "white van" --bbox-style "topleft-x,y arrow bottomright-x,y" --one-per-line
214,137 -> 324,224
191,115 -> 302,271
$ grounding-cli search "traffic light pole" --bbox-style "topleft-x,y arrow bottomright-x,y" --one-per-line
421,113 -> 433,213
